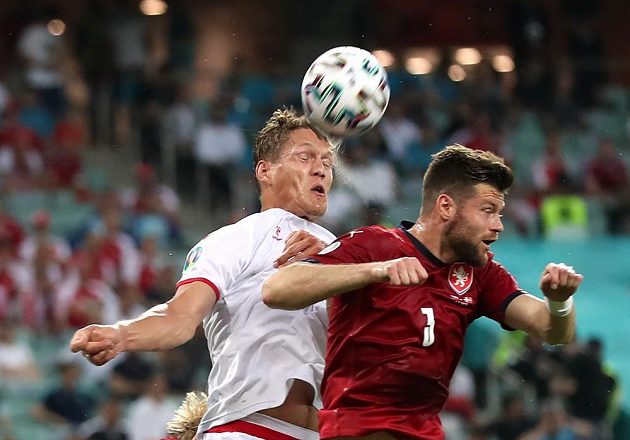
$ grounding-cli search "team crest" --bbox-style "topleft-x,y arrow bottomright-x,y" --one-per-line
183,246 -> 203,272
448,263 -> 473,295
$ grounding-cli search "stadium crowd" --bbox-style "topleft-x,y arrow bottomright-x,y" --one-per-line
0,2 -> 628,439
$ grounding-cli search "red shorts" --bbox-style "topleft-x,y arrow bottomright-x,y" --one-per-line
319,412 -> 444,440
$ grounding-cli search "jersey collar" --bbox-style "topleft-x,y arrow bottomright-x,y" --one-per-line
399,221 -> 447,267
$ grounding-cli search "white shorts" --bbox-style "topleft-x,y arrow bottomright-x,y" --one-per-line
200,413 -> 319,440
200,433 -> 264,440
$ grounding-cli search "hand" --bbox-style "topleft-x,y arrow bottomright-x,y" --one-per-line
274,230 -> 327,267
540,262 -> 583,301
69,324 -> 125,366
371,257 -> 429,286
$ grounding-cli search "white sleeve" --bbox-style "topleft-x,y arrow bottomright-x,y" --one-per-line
176,224 -> 253,301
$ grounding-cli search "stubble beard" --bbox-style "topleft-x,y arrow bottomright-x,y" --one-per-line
444,213 -> 488,267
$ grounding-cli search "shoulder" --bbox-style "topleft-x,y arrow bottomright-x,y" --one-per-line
479,254 -> 512,276
338,225 -> 403,256
339,224 -> 402,242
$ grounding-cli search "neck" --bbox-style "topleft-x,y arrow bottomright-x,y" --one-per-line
407,217 -> 457,264
260,202 -> 316,222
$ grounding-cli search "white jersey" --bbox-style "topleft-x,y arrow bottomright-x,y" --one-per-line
176,208 -> 335,434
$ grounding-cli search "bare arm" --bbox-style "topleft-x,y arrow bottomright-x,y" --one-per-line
70,281 -> 217,365
504,263 -> 581,345
262,257 -> 428,310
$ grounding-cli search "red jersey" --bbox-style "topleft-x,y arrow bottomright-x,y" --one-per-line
308,222 -> 523,439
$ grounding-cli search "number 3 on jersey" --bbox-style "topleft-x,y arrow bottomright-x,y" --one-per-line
420,307 -> 435,347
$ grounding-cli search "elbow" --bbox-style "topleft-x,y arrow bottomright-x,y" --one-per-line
261,279 -> 284,309
262,278 -> 301,310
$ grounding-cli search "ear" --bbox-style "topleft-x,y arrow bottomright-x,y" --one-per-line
435,194 -> 456,221
255,160 -> 272,188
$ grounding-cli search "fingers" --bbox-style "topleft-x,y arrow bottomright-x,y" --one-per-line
380,257 -> 428,286
70,325 -> 119,366
81,339 -> 114,356
86,349 -> 118,366
283,230 -> 307,251
540,263 -> 583,300
69,326 -> 94,353
274,231 -> 326,267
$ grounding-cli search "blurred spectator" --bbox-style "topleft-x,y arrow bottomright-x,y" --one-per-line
72,1 -> 116,147
90,207 -> 141,289
0,119 -> 45,191
54,249 -> 120,330
18,211 -> 70,331
341,141 -> 399,207
378,101 -> 422,165
0,319 -> 40,383
565,7 -> 607,107
107,4 -> 148,147
121,162 -> 181,245
0,210 -> 24,251
32,360 -> 96,427
193,100 -> 247,217
125,371 -> 180,440
531,133 -> 575,195
442,364 -> 476,438
18,88 -> 55,139
109,353 -> 155,400
46,128 -> 85,189
19,210 -> 71,265
161,84 -> 197,196
72,396 -> 129,440
565,339 -> 617,433
0,228 -> 32,323
449,110 -> 503,156
584,138 -> 630,234
518,399 -> 595,440
16,8 -> 67,116
493,394 -> 537,440
135,236 -> 165,301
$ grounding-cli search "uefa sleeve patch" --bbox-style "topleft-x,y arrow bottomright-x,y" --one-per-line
183,246 -> 203,272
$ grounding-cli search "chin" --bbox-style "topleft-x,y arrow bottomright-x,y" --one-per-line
306,206 -> 326,221
459,250 -> 488,268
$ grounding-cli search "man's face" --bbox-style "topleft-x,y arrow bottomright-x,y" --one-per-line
265,128 -> 334,221
443,183 -> 505,267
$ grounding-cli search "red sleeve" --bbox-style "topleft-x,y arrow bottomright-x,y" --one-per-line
306,226 -> 392,265
477,258 -> 524,327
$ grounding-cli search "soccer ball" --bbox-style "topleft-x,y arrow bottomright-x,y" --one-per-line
301,46 -> 390,137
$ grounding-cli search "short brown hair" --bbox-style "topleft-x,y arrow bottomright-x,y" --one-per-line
253,108 -> 337,165
421,144 -> 513,214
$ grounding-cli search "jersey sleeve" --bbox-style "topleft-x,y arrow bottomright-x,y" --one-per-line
477,259 -> 525,328
176,225 -> 253,301
306,227 -> 391,265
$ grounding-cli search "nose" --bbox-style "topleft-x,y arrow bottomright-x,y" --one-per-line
312,158 -> 326,178
491,216 -> 504,233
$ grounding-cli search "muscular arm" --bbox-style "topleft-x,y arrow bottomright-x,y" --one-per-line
119,281 -> 216,350
504,262 -> 581,345
504,293 -> 576,345
70,281 -> 216,365
262,257 -> 427,310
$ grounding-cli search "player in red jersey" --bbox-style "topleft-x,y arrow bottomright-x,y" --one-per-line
262,145 -> 583,440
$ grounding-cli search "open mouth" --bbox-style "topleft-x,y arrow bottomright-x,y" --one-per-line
482,239 -> 495,250
311,185 -> 326,196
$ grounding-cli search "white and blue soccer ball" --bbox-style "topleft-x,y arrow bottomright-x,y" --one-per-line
301,46 -> 390,138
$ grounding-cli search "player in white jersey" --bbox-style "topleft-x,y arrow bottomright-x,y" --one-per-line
70,108 -> 339,440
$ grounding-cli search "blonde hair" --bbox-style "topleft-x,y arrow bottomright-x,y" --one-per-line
165,391 -> 208,440
253,108 -> 339,165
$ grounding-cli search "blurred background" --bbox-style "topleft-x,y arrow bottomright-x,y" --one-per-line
0,0 -> 629,439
